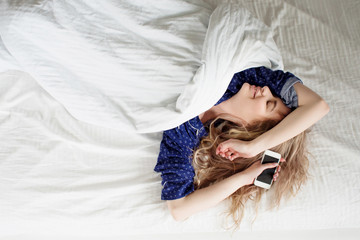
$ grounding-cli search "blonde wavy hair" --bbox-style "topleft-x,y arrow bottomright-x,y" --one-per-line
193,117 -> 309,228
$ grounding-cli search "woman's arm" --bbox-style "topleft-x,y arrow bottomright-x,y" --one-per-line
217,83 -> 330,159
167,161 -> 279,221
251,83 -> 329,154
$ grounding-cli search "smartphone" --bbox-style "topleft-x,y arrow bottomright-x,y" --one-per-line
254,150 -> 281,189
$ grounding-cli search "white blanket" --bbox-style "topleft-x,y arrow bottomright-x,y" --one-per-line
1,0 -> 360,239
0,2 -> 282,133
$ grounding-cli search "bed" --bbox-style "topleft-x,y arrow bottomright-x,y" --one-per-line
0,0 -> 359,239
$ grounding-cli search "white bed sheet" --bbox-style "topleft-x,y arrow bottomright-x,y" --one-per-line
0,0 -> 360,239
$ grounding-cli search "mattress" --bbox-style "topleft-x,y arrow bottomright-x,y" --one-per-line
0,0 -> 359,239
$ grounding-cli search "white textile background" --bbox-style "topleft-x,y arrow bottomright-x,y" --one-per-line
0,0 -> 360,239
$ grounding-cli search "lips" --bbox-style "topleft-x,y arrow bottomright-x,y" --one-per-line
253,85 -> 257,98
253,86 -> 262,98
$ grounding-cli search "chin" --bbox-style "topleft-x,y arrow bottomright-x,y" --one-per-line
238,82 -> 250,96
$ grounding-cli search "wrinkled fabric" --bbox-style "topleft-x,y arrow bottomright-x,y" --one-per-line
0,3 -> 284,133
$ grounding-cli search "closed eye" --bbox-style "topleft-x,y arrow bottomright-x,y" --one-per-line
267,101 -> 277,112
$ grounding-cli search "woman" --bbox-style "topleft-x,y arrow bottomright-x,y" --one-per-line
154,66 -> 329,223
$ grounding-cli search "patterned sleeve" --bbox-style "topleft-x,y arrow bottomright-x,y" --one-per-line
279,77 -> 302,108
154,118 -> 205,200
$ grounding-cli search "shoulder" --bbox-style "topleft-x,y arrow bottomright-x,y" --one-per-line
163,117 -> 206,147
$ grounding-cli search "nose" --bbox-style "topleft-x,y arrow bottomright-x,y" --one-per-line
262,86 -> 273,98
260,86 -> 268,96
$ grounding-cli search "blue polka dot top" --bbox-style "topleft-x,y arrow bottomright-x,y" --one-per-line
154,67 -> 302,200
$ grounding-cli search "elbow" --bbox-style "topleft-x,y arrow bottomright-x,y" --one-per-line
319,98 -> 330,116
167,200 -> 188,222
169,208 -> 186,222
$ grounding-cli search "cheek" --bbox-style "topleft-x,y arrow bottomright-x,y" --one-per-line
253,101 -> 266,114
243,99 -> 265,115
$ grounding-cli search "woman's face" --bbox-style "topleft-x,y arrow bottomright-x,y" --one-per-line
235,83 -> 291,124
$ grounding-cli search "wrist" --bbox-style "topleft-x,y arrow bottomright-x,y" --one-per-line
235,172 -> 251,187
248,139 -> 263,156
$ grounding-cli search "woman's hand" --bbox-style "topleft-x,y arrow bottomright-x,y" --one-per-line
242,158 -> 285,185
167,158 -> 285,221
216,139 -> 259,160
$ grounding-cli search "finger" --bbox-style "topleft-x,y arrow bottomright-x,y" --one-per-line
231,153 -> 241,160
216,145 -> 222,155
218,149 -> 226,157
229,153 -> 238,161
280,157 -> 286,163
273,175 -> 279,181
263,162 -> 278,171
216,144 -> 226,154
217,141 -> 230,154
217,147 -> 229,156
225,151 -> 232,158
221,150 -> 229,158
221,151 -> 230,159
